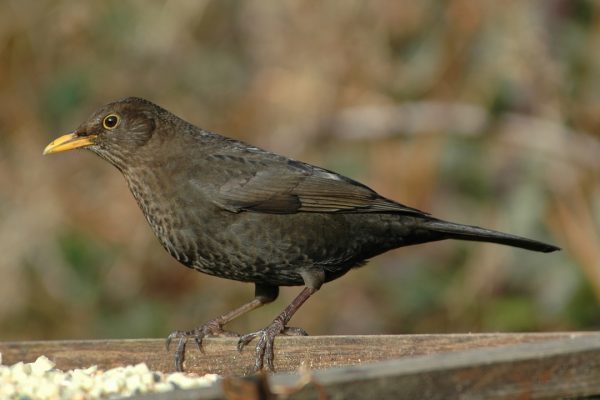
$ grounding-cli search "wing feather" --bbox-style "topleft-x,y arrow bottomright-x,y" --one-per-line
215,159 -> 426,216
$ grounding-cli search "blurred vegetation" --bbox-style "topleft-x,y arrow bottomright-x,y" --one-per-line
0,0 -> 599,341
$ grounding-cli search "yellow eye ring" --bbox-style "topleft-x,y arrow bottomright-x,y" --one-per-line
102,114 -> 120,130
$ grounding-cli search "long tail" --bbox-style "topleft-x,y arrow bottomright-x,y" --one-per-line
421,219 -> 560,253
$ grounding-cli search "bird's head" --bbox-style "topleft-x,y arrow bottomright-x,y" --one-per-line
43,97 -> 163,168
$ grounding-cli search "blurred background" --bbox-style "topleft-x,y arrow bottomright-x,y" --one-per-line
0,0 -> 598,342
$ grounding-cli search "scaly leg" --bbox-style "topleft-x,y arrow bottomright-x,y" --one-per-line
238,286 -> 317,371
166,284 -> 279,371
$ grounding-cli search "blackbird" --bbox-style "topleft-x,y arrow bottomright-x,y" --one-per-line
44,97 -> 560,371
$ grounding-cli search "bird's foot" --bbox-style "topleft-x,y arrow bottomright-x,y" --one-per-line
237,318 -> 308,371
165,319 -> 239,371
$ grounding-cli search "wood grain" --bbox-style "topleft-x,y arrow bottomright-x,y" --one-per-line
0,332 -> 594,376
121,334 -> 600,400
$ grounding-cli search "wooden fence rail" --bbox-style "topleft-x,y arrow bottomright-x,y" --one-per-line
2,332 -> 600,399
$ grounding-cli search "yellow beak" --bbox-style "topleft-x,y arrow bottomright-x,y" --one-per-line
43,133 -> 97,155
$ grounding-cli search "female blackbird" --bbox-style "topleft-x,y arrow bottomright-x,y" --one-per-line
44,97 -> 559,372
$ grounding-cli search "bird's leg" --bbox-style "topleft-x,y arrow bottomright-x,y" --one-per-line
237,286 -> 316,371
238,283 -> 319,371
166,284 -> 278,371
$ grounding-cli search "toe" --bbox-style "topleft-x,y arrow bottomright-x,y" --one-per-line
264,335 -> 275,371
282,326 -> 308,336
237,320 -> 299,372
165,330 -> 185,350
174,336 -> 187,372
193,335 -> 203,352
237,332 -> 257,351
254,334 -> 267,370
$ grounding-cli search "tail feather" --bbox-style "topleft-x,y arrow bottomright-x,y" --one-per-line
422,219 -> 560,253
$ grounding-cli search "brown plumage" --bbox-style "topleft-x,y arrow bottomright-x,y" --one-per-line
44,97 -> 560,371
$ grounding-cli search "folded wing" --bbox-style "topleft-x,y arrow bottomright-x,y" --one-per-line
214,159 -> 426,216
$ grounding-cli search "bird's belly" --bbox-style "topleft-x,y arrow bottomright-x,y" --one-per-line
128,172 -> 407,286
181,219 -> 313,286
152,211 -> 401,286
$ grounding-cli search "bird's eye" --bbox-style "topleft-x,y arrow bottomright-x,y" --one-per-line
102,114 -> 120,130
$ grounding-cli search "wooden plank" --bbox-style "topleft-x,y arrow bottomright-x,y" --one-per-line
126,335 -> 600,400
0,332 -> 595,376
285,335 -> 600,400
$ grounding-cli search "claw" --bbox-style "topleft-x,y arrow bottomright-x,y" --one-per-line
237,319 -> 307,371
264,334 -> 275,371
193,336 -> 202,351
175,336 -> 186,371
254,334 -> 267,370
164,330 -> 191,371
165,329 -> 184,351
165,322 -> 240,372
237,332 -> 255,352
